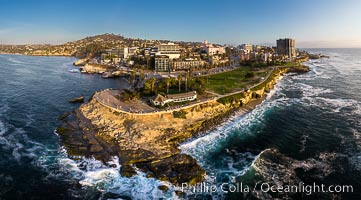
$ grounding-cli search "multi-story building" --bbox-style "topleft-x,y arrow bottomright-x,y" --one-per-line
119,48 -> 129,59
239,50 -> 250,61
209,55 -> 228,65
156,43 -> 181,59
169,59 -> 206,71
240,44 -> 253,53
276,38 -> 296,59
112,57 -> 121,64
263,52 -> 273,62
128,47 -> 139,57
106,48 -> 129,59
143,48 -> 151,56
155,55 -> 170,72
202,40 -> 225,56
250,52 -> 258,61
252,45 -> 261,52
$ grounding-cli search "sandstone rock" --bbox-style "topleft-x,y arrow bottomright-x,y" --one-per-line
158,185 -> 169,192
121,165 -> 137,177
68,96 -> 85,103
136,154 -> 205,185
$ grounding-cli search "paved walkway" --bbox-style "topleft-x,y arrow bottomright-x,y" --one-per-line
94,89 -> 217,116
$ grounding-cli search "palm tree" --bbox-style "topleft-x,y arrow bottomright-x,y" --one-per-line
188,67 -> 193,79
130,70 -> 136,86
146,56 -> 151,70
149,77 -> 156,92
205,63 -> 211,84
185,73 -> 188,92
165,77 -> 171,94
177,75 -> 182,93
139,69 -> 145,81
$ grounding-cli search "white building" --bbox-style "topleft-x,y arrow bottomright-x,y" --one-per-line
156,42 -> 181,59
167,91 -> 197,103
240,44 -> 253,53
202,40 -> 225,56
106,48 -> 129,59
128,47 -> 139,57
118,48 -> 129,59
261,52 -> 273,62
151,91 -> 197,106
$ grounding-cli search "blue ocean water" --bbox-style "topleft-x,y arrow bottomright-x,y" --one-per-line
0,49 -> 360,199
181,48 -> 361,199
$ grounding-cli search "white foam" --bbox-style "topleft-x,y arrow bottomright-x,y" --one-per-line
302,96 -> 359,113
179,81 -> 292,190
25,113 -> 35,127
7,57 -> 26,65
287,82 -> 333,97
0,104 -> 10,115
0,120 -> 7,136
0,115 -> 48,163
11,142 -> 24,162
52,156 -> 180,199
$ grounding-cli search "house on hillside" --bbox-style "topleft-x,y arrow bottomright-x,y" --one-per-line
150,91 -> 197,106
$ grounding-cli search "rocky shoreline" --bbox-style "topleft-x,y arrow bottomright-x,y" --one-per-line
227,148 -> 353,199
57,66 -> 310,188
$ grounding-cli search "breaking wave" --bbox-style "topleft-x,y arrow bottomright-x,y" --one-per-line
7,56 -> 26,65
48,155 -> 181,199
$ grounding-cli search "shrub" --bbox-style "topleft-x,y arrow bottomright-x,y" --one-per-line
173,110 -> 187,119
217,92 -> 245,105
245,71 -> 255,79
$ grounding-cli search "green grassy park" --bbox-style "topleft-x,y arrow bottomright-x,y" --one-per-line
204,67 -> 270,94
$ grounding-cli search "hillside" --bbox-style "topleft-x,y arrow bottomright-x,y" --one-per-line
0,33 -> 166,58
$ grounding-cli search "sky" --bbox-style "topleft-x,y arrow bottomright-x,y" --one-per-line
1,0 -> 361,48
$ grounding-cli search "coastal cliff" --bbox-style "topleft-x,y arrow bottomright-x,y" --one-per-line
80,63 -> 116,73
57,66 -> 310,187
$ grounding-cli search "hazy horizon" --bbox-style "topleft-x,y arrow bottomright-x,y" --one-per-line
1,0 -> 361,48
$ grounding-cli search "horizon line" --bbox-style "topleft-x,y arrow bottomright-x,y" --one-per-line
1,33 -> 361,49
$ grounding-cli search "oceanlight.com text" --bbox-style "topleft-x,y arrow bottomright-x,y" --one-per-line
180,182 -> 353,195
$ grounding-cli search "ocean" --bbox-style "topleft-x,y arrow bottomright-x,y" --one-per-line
0,49 -> 360,199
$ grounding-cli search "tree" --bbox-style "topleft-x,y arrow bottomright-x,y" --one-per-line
177,75 -> 182,93
225,47 -> 232,58
185,73 -> 188,92
245,71 -> 255,79
146,56 -> 151,70
188,67 -> 193,79
165,77 -> 171,94
130,70 -> 136,86
205,64 -> 211,84
188,77 -> 204,94
134,63 -> 141,70
143,79 -> 152,95
149,77 -> 156,92
139,69 -> 145,81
